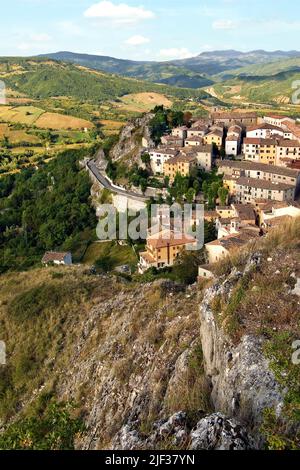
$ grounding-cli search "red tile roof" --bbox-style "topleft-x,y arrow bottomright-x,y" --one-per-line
244,137 -> 278,145
42,252 -> 70,263
147,230 -> 196,249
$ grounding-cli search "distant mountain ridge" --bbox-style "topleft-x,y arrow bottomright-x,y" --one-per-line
38,51 -> 214,89
40,50 -> 300,84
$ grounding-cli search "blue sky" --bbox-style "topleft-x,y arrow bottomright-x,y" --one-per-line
1,0 -> 300,60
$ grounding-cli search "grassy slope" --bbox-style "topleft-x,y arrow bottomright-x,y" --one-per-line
0,219 -> 299,448
0,267 -> 205,442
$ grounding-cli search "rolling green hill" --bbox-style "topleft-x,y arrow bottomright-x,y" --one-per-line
41,50 -> 300,84
216,58 -> 300,80
211,67 -> 300,105
1,59 -> 212,102
39,51 -> 214,89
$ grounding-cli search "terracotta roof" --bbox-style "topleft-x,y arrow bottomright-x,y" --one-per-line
173,126 -> 188,131
278,139 -> 300,148
206,129 -> 223,138
284,160 -> 300,170
264,215 -> 293,227
188,125 -> 208,132
183,144 -> 212,154
162,135 -> 183,142
206,229 -> 260,250
218,160 -> 300,178
281,121 -> 300,139
191,119 -> 210,127
265,114 -> 293,120
165,153 -> 197,165
42,251 -> 70,263
255,199 -> 289,209
147,229 -> 196,249
228,125 -> 242,133
212,112 -> 257,120
185,136 -> 203,142
244,137 -> 278,146
232,203 -> 256,221
247,123 -> 283,132
152,148 -> 179,156
210,125 -> 224,132
236,177 -> 295,191
139,251 -> 156,264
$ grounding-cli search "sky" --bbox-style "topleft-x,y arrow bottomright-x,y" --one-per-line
1,0 -> 300,61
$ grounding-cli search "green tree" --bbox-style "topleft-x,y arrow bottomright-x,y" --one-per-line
140,177 -> 148,194
186,187 -> 195,203
218,186 -> 229,206
1,136 -> 10,149
141,153 -> 150,165
0,401 -> 84,450
193,179 -> 201,194
173,250 -> 205,285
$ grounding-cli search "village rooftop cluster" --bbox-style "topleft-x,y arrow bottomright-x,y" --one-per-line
138,110 -> 300,275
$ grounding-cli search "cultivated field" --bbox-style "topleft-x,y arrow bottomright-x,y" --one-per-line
0,106 -> 44,125
35,112 -> 93,130
0,105 -> 94,130
0,123 -> 41,145
120,92 -> 173,112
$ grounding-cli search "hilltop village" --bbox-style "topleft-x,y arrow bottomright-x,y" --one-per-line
137,110 -> 300,276
39,108 -> 300,280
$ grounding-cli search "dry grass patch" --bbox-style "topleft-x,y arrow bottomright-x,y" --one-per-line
35,112 -> 93,130
120,92 -> 172,112
165,342 -> 211,418
0,106 -> 44,125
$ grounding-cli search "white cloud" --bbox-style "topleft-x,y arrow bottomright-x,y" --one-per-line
212,19 -> 237,30
17,32 -> 52,52
17,43 -> 32,51
57,21 -> 83,37
158,48 -> 194,60
84,1 -> 155,24
30,33 -> 52,42
125,35 -> 150,46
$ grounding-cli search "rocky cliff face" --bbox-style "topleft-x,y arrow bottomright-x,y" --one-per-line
107,252 -> 287,450
110,114 -> 155,164
112,412 -> 254,450
199,253 -> 284,448
53,279 -> 206,449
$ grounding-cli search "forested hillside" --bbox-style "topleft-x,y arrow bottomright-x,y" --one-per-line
2,60 -> 209,102
0,148 -> 97,272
